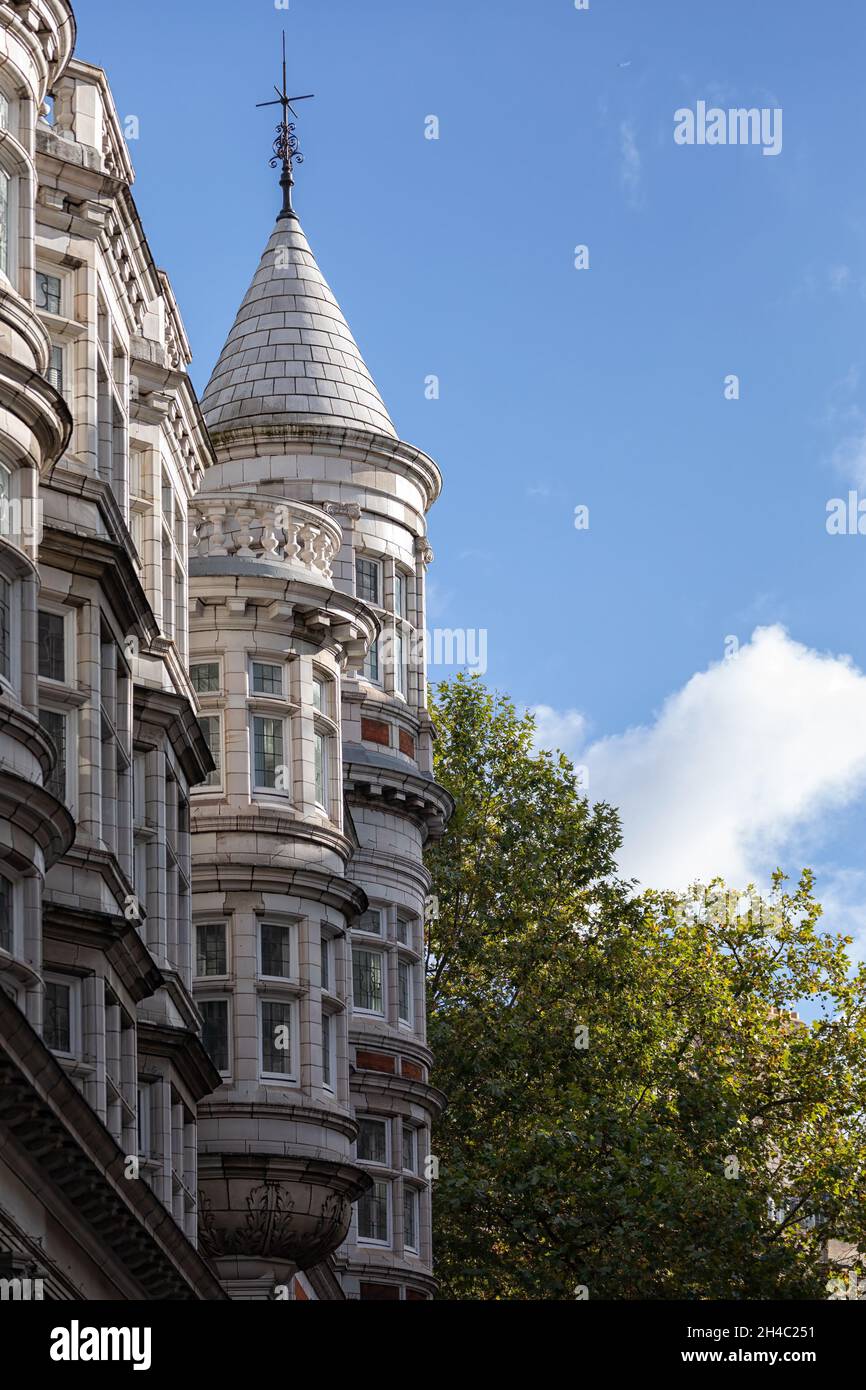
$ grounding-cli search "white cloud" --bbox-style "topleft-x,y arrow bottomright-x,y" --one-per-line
530,705 -> 588,758
533,627 -> 866,899
620,121 -> 642,206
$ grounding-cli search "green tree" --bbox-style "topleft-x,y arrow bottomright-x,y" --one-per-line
426,674 -> 866,1300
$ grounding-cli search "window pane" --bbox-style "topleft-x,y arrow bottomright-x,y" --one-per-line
396,916 -> 411,946
399,959 -> 413,1023
358,1118 -> 388,1165
322,1012 -> 332,1089
199,716 -> 221,788
44,980 -> 71,1053
0,873 -> 12,954
356,558 -> 380,605
39,709 -> 67,801
36,271 -> 62,314
196,923 -> 226,977
0,168 -> 9,278
404,1188 -> 418,1251
394,629 -> 406,696
394,572 -> 405,618
312,677 -> 324,713
352,949 -> 384,1014
0,95 -> 8,133
358,1180 -> 389,1243
0,575 -> 9,680
363,638 -> 379,683
261,999 -> 293,1075
358,909 -> 382,935
253,717 -> 284,789
320,936 -> 330,992
252,662 -> 283,696
38,611 -> 65,681
261,922 -> 291,978
314,731 -> 327,807
191,662 -> 220,694
402,1126 -> 416,1174
201,1000 -> 229,1072
47,345 -> 63,394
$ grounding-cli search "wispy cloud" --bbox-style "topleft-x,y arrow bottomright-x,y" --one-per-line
619,120 -> 643,207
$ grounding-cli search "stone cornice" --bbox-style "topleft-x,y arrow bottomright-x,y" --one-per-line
0,698 -> 57,779
42,901 -> 163,1004
198,1097 -> 360,1144
206,423 -> 443,513
38,517 -> 160,647
0,321 -> 72,463
349,1066 -> 447,1117
0,989 -> 227,1300
343,747 -> 454,838
137,1019 -> 222,1103
134,684 -> 214,787
0,766 -> 74,867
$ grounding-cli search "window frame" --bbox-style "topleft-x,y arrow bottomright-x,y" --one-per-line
250,712 -> 289,795
35,267 -> 64,317
0,870 -> 19,958
357,1115 -> 390,1168
259,996 -> 298,1083
398,956 -> 415,1029
39,704 -> 76,811
352,945 -> 386,1018
355,555 -> 383,607
43,973 -> 82,1059
250,659 -> 285,699
191,661 -> 222,696
199,996 -> 232,1077
195,922 -> 229,980
258,920 -> 295,983
37,603 -> 74,687
198,713 -> 223,791
357,1178 -> 391,1248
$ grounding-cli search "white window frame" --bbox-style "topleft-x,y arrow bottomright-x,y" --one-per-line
258,920 -> 296,982
0,869 -> 20,959
37,602 -> 75,687
191,660 -> 222,696
198,713 -> 223,790
250,659 -> 285,698
39,705 -> 77,813
357,907 -> 383,937
47,341 -> 65,397
0,553 -> 21,695
259,996 -> 298,1083
356,554 -> 383,607
43,973 -> 82,1059
322,1009 -> 334,1093
314,727 -> 329,811
402,1124 -> 417,1175
35,266 -> 65,317
398,956 -> 415,1028
320,934 -> 331,993
137,1080 -> 153,1159
199,996 -> 232,1077
196,922 -> 229,981
357,1115 -> 390,1168
357,1178 -> 391,1248
403,1184 -> 420,1254
0,162 -> 18,288
250,713 -> 290,796
352,946 -> 386,1018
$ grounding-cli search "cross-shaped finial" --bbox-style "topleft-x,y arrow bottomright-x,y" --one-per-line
257,31 -> 314,220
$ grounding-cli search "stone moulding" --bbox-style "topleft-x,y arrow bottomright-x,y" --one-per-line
190,492 -> 341,581
197,1154 -> 372,1269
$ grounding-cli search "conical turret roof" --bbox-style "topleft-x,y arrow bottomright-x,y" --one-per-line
201,217 -> 397,438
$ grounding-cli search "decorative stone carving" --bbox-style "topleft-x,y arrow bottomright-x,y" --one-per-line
190,494 -> 341,581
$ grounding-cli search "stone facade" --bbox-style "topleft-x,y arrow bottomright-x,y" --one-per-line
0,1 -> 448,1302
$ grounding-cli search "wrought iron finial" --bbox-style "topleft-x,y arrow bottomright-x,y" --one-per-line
256,31 -> 314,220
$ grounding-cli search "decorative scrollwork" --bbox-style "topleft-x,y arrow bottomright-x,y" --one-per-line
271,121 -> 304,172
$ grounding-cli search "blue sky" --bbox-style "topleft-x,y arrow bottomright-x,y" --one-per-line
74,0 -> 866,939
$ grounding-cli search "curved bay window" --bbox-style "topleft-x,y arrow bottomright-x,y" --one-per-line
355,552 -> 415,703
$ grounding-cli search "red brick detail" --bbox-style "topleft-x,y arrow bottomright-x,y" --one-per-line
406,1290 -> 428,1301
356,1049 -> 396,1074
401,1059 -> 424,1082
361,718 -> 390,747
399,730 -> 416,758
294,1279 -> 309,1301
360,1282 -> 400,1301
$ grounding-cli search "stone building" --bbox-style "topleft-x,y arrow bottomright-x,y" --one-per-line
0,0 -> 448,1302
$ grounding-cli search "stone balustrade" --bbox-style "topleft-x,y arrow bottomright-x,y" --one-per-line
189,493 -> 341,581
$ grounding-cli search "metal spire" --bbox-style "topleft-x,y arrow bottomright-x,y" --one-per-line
256,31 -> 314,220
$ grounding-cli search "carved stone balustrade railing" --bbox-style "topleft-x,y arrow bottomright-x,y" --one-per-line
189,494 -> 341,582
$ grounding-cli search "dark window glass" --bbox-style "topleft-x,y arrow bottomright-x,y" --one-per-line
201,1000 -> 229,1072
261,922 -> 291,978
44,980 -> 71,1052
356,558 -> 380,605
39,709 -> 67,801
191,663 -> 220,694
196,924 -> 227,977
38,610 -> 65,681
261,999 -> 293,1075
0,873 -> 12,954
